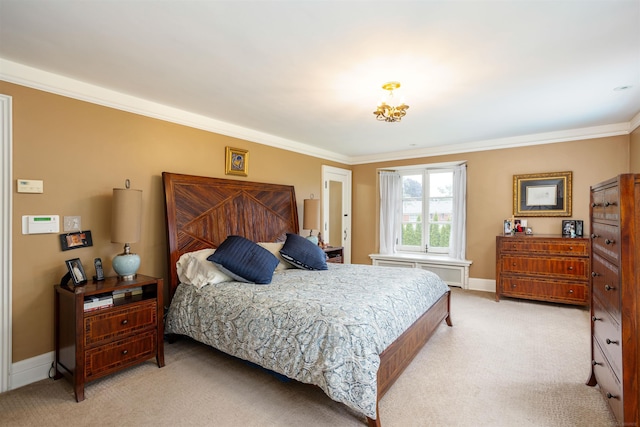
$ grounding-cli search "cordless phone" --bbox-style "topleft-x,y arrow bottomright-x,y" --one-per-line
94,258 -> 105,281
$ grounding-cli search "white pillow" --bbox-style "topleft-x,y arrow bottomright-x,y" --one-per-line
257,242 -> 293,270
176,248 -> 232,288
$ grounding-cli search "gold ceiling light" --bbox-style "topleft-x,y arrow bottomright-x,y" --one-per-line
373,81 -> 409,122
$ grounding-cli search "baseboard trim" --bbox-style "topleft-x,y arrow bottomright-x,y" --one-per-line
468,277 -> 496,293
10,351 -> 54,390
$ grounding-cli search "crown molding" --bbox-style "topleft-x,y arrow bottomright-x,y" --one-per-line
0,59 -> 350,165
1,58 -> 636,166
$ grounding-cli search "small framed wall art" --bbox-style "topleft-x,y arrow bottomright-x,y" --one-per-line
513,171 -> 572,217
225,147 -> 249,177
59,230 -> 93,251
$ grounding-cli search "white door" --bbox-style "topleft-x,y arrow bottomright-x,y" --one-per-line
321,166 -> 352,264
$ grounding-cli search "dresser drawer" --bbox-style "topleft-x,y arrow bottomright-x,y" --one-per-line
592,340 -> 624,422
591,253 -> 621,318
499,277 -> 587,304
498,239 -> 588,256
85,330 -> 157,379
592,298 -> 622,375
85,300 -> 157,347
501,256 -> 588,279
591,185 -> 620,222
591,222 -> 620,263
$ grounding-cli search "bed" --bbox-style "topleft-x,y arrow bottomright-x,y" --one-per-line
162,172 -> 452,426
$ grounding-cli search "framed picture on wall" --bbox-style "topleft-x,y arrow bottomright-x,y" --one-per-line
225,147 -> 249,177
513,171 -> 572,217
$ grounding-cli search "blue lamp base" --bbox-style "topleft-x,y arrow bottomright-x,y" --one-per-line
306,235 -> 319,246
113,252 -> 140,281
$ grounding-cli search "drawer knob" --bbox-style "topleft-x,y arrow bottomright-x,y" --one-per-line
568,289 -> 574,293
122,349 -> 128,355
567,266 -> 573,270
606,392 -> 619,399
121,319 -> 129,325
605,338 -> 619,345
591,272 -> 599,277
590,233 -> 599,239
604,285 -> 616,291
605,239 -> 615,245
604,201 -> 616,207
592,315 -> 602,322
591,202 -> 599,208
592,360 -> 603,366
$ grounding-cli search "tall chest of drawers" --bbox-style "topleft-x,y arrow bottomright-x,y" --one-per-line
586,174 -> 639,426
495,234 -> 590,305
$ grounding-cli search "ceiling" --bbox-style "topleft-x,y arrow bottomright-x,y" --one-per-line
1,0 -> 639,164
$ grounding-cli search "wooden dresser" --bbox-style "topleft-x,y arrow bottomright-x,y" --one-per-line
495,234 -> 590,305
586,174 -> 639,425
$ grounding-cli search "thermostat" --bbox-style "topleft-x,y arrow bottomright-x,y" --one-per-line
22,215 -> 60,234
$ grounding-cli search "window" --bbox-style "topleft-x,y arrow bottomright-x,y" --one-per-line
398,169 -> 454,254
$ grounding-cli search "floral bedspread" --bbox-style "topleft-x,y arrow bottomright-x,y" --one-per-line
165,263 -> 450,419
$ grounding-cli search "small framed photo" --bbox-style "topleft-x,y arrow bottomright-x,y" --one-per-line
562,220 -> 576,236
225,146 -> 249,177
65,258 -> 87,285
503,220 -> 512,235
59,230 -> 93,251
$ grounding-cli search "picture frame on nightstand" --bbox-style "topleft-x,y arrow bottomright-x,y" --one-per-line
65,258 -> 87,285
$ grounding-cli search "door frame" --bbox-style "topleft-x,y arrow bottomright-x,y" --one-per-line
321,165 -> 352,264
1,94 -> 13,392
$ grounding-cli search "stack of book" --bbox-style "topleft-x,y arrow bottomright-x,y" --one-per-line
112,286 -> 143,300
84,294 -> 113,312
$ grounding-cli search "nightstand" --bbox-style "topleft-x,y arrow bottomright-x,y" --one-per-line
323,246 -> 344,264
54,274 -> 165,401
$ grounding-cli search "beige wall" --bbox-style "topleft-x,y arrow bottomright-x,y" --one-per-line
351,136 -> 631,279
2,82 -> 347,362
631,126 -> 640,172
3,80 -> 637,364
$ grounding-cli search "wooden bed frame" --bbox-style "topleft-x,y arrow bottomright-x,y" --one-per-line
162,172 -> 452,426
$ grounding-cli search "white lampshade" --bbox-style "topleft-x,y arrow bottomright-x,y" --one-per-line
303,198 -> 320,245
111,184 -> 142,280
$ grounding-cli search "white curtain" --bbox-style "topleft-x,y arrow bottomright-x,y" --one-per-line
449,164 -> 467,260
379,171 -> 401,254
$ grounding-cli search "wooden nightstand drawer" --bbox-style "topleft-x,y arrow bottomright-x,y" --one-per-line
499,277 -> 587,304
500,256 -> 588,279
85,300 -> 157,347
85,330 -> 157,379
498,239 -> 588,256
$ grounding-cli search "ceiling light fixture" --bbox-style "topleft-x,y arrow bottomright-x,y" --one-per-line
373,82 -> 409,122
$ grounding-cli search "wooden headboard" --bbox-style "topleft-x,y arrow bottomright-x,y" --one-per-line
162,172 -> 300,299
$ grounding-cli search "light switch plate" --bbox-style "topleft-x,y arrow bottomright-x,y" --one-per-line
63,216 -> 81,232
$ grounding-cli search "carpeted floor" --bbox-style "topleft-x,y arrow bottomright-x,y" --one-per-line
0,288 -> 617,426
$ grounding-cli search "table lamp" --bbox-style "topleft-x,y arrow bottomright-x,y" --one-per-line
303,196 -> 320,245
111,180 -> 142,280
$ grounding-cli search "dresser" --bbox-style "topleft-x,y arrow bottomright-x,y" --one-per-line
586,174 -> 639,425
495,234 -> 590,305
54,274 -> 165,401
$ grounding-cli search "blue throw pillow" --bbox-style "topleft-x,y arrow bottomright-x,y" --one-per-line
208,236 -> 279,284
279,233 -> 328,271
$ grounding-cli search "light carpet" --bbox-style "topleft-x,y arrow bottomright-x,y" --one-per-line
0,288 -> 617,426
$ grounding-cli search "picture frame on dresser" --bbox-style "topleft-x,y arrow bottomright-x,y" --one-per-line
513,171 -> 572,217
